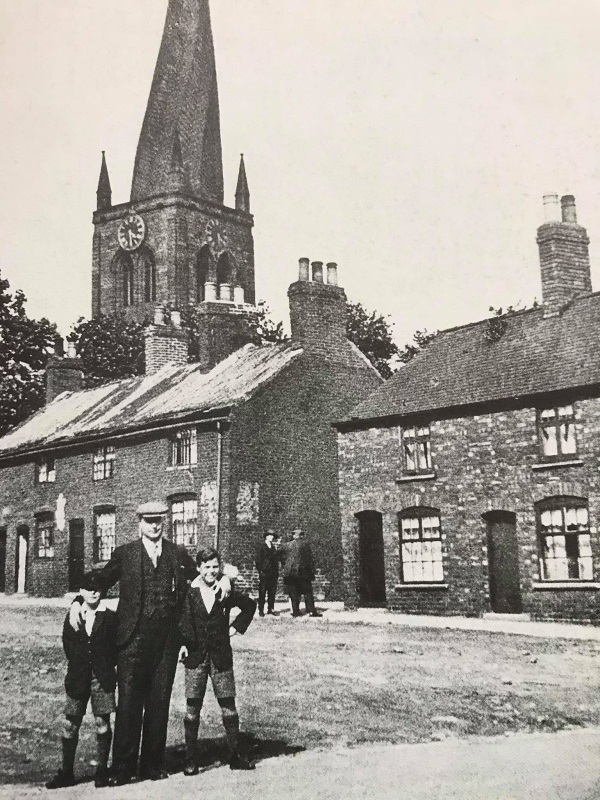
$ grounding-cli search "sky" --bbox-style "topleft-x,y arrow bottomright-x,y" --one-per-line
1,0 -> 600,347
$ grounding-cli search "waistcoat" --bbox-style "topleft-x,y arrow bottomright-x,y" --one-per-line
141,547 -> 176,619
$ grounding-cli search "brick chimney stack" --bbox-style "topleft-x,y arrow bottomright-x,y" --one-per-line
144,307 -> 189,374
537,193 -> 592,318
288,258 -> 347,357
46,341 -> 84,403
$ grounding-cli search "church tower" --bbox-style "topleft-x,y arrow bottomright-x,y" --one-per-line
91,0 -> 256,370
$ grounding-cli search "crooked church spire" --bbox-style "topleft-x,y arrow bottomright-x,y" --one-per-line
130,0 -> 224,203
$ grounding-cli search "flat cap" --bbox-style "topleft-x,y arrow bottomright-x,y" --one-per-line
136,501 -> 168,518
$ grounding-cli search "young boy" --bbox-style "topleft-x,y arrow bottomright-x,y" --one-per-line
179,548 -> 256,775
46,571 -> 117,789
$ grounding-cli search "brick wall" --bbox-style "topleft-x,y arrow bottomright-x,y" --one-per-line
0,427 -> 219,597
224,349 -> 382,601
338,397 -> 600,622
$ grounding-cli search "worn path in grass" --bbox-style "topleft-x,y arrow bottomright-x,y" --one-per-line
0,599 -> 599,797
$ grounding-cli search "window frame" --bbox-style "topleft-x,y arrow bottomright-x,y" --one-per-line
35,456 -> 56,484
169,427 -> 198,468
169,494 -> 198,548
536,497 -> 594,582
397,507 -> 444,584
400,424 -> 433,475
92,445 -> 116,481
93,507 -> 116,564
123,258 -> 135,307
537,404 -> 578,462
35,512 -> 55,559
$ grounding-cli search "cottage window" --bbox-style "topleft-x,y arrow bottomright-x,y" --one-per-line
538,499 -> 593,581
170,496 -> 198,547
36,513 -> 55,559
402,426 -> 432,474
538,405 -> 577,459
93,446 -> 115,481
398,508 -> 444,582
36,457 -> 56,484
94,509 -> 116,563
170,428 -> 197,467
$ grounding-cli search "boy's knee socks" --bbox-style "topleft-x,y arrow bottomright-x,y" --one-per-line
96,729 -> 112,769
61,736 -> 78,775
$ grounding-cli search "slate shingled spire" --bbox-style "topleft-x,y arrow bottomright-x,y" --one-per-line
130,0 -> 224,203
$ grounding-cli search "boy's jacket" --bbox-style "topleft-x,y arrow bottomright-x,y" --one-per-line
62,606 -> 118,699
179,582 -> 256,671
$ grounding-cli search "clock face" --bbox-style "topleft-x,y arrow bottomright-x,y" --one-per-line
118,212 -> 146,251
205,219 -> 227,252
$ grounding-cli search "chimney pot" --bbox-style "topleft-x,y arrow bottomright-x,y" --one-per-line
561,195 -> 577,223
171,310 -> 181,327
67,342 -> 77,359
233,285 -> 245,304
311,261 -> 324,283
326,262 -> 338,286
204,282 -> 217,302
218,283 -> 232,302
543,193 -> 560,222
153,306 -> 165,325
298,258 -> 310,282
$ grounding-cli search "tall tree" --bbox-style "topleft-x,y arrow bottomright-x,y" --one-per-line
68,315 -> 145,387
0,273 -> 57,436
397,329 -> 438,364
346,301 -> 399,378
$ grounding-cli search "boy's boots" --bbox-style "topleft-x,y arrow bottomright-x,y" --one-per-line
223,714 -> 254,771
183,718 -> 200,776
45,737 -> 77,789
94,730 -> 112,788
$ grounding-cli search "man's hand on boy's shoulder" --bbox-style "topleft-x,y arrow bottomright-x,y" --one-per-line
68,597 -> 84,631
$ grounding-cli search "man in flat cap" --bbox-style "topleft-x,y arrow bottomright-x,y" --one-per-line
70,501 -> 229,785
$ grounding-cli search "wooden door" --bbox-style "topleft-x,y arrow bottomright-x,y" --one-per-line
485,512 -> 522,614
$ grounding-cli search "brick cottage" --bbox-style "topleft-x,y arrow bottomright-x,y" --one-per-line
0,0 -> 381,597
335,194 -> 600,623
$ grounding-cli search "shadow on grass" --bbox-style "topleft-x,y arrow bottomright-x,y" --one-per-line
165,732 -> 305,774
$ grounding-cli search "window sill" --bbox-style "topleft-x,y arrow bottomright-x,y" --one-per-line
532,581 -> 600,591
396,473 -> 437,483
166,465 -> 197,472
394,583 -> 449,591
532,459 -> 583,471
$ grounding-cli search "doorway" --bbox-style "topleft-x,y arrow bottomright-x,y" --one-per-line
15,525 -> 29,594
484,511 -> 522,614
0,528 -> 6,592
356,511 -> 387,606
68,520 -> 85,592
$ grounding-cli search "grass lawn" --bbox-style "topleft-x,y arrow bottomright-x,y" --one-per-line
1,605 -> 599,786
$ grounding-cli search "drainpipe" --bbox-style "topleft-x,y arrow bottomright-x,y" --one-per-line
215,421 -> 224,550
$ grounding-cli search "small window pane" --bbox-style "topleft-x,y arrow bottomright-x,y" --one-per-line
94,512 -> 116,562
541,427 -> 558,457
560,423 -> 576,455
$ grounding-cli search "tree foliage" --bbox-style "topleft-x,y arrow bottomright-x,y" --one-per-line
345,301 -> 399,378
0,273 -> 57,436
68,315 -> 146,387
397,329 -> 438,364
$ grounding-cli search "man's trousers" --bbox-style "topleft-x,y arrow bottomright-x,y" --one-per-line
112,614 -> 180,777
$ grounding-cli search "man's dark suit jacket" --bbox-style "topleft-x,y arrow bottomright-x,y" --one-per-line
179,585 -> 256,671
281,538 -> 315,582
255,542 -> 279,578
62,607 -> 118,699
96,538 -> 197,647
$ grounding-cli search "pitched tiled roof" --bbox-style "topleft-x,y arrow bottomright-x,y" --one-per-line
0,343 -> 303,458
343,292 -> 600,424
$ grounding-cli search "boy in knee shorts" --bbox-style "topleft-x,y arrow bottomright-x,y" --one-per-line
46,571 -> 117,789
179,548 -> 256,775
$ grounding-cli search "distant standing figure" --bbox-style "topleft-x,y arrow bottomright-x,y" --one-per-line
46,571 -> 117,790
255,530 -> 280,616
280,528 -> 322,617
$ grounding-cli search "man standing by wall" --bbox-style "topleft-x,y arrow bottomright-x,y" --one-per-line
70,501 -> 229,785
254,530 -> 280,617
280,528 -> 322,618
